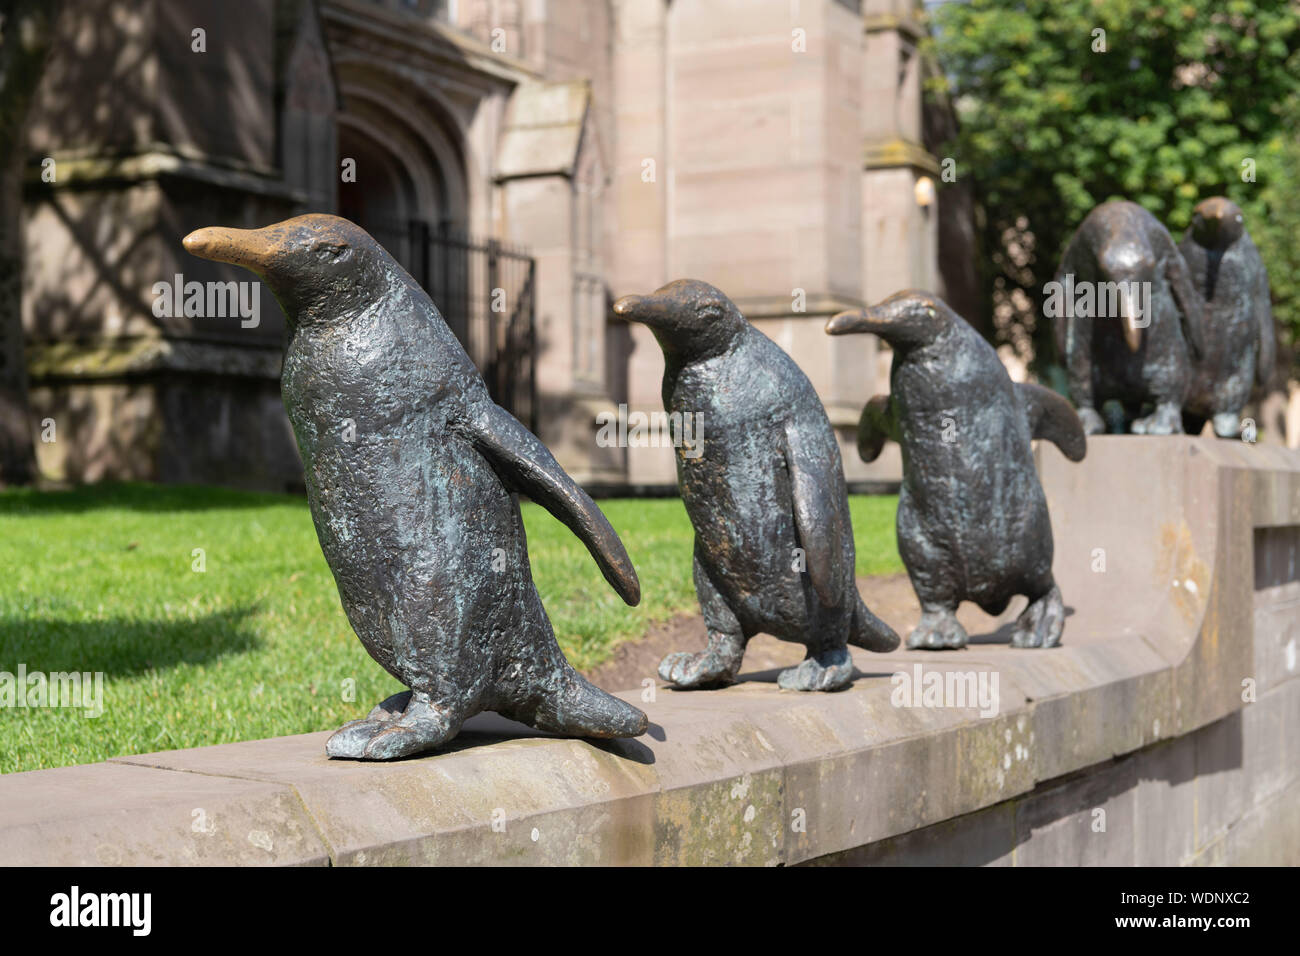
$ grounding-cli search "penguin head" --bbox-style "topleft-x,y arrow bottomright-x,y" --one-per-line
1189,196 -> 1245,250
612,279 -> 746,358
1092,235 -> 1161,353
183,214 -> 384,326
1096,238 -> 1155,285
825,290 -> 950,350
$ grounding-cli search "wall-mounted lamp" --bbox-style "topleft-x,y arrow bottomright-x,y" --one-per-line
914,175 -> 936,209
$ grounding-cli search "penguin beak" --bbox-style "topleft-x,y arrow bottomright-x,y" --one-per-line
611,294 -> 641,318
1117,284 -> 1144,353
612,293 -> 670,328
183,225 -> 274,271
1198,198 -> 1226,223
826,308 -> 882,336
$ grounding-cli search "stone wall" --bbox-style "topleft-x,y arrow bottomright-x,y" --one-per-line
17,0 -> 966,491
22,0 -> 313,490
814,532 -> 1300,866
1,436 -> 1296,865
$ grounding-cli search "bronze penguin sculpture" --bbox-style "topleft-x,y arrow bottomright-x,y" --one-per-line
1177,196 -> 1276,437
1052,200 -> 1206,435
828,291 -> 1086,650
613,279 -> 899,692
183,214 -> 647,760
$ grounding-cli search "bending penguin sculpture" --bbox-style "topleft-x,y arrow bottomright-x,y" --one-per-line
613,279 -> 899,692
183,214 -> 648,760
828,291 -> 1086,650
1052,200 -> 1205,435
1177,196 -> 1276,438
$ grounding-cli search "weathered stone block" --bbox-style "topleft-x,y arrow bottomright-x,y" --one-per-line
0,761 -> 327,866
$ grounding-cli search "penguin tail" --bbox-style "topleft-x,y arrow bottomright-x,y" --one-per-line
534,668 -> 649,739
847,596 -> 901,652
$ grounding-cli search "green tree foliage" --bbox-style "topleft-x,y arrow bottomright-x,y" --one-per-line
924,0 -> 1300,379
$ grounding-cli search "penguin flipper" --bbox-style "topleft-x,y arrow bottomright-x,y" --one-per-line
783,420 -> 844,608
857,394 -> 897,463
1166,247 -> 1207,359
1017,383 -> 1087,462
1254,260 -> 1276,388
465,401 -> 641,606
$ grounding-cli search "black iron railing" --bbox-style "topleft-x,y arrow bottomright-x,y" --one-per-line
365,218 -> 537,433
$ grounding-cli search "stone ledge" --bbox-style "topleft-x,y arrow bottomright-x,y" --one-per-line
0,761 -> 329,866
1,437 -> 1297,865
24,146 -> 304,201
27,337 -> 285,381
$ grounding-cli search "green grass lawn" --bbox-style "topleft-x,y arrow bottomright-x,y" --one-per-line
0,483 -> 899,773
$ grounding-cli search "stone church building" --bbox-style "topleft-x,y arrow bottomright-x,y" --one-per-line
21,0 -> 973,491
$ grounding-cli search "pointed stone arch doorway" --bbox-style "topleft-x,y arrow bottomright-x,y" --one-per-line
332,70 -> 536,429
334,70 -> 471,333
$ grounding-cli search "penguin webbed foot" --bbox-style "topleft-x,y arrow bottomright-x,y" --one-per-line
326,690 -> 461,761
907,608 -> 968,650
658,638 -> 743,689
1211,411 -> 1242,439
1130,403 -> 1184,435
1010,585 -> 1064,649
325,718 -> 388,759
323,690 -> 411,758
367,689 -> 412,720
777,645 -> 854,692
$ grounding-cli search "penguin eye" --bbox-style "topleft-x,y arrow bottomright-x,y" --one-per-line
1236,215 -> 1243,223
699,304 -> 723,321
314,243 -> 351,264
